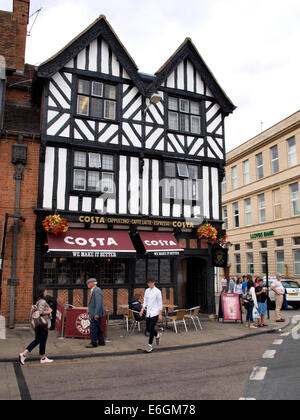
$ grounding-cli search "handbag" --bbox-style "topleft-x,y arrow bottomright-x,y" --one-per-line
29,300 -> 49,330
252,307 -> 260,320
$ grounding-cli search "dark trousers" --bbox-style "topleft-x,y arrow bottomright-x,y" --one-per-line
27,327 -> 48,356
146,316 -> 158,345
245,302 -> 254,323
90,318 -> 105,346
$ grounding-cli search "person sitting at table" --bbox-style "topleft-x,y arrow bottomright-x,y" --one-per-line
129,294 -> 146,321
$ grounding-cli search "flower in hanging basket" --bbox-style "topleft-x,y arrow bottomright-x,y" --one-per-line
218,232 -> 228,248
196,224 -> 218,243
42,214 -> 69,236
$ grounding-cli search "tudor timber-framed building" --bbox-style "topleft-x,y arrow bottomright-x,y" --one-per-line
33,15 -> 235,316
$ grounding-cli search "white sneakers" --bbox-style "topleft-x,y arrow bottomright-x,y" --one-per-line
19,353 -> 54,365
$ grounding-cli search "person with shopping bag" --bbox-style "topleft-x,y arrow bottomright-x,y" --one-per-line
243,279 -> 258,329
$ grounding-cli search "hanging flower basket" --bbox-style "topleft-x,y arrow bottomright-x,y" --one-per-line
217,232 -> 228,248
196,224 -> 218,243
42,214 -> 69,236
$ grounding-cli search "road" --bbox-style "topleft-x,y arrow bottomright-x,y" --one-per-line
7,332 -> 280,401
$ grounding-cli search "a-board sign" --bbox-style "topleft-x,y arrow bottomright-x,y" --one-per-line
218,293 -> 243,323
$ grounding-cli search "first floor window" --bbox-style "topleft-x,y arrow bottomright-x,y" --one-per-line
168,96 -> 201,135
258,194 -> 266,223
273,189 -> 282,220
235,254 -> 241,274
245,198 -> 252,226
233,202 -> 239,228
276,251 -> 285,275
294,250 -> 300,275
135,259 -> 171,284
287,137 -> 297,167
261,252 -> 268,274
247,253 -> 254,274
290,183 -> 300,216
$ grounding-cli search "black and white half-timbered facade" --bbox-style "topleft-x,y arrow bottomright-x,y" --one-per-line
33,16 -> 235,315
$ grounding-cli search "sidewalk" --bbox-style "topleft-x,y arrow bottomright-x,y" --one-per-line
0,310 -> 293,363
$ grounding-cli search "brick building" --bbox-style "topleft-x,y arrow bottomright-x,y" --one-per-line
0,0 -> 41,327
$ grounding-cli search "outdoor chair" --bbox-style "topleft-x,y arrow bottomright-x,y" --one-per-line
127,309 -> 144,334
168,309 -> 188,334
184,306 -> 203,331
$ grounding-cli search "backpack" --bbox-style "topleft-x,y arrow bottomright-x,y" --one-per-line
29,300 -> 48,330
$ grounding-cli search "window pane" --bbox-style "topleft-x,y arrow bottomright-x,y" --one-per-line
243,160 -> 250,185
88,171 -> 101,192
165,162 -> 176,178
180,114 -> 190,132
147,259 -> 159,282
105,85 -> 116,100
92,82 -> 103,97
191,116 -> 201,134
168,97 -> 178,111
78,79 -> 90,94
168,111 -> 178,130
102,155 -> 114,171
101,173 -> 114,193
188,165 -> 198,179
164,179 -> 176,199
295,250 -> 300,275
288,137 -> 297,167
74,169 -> 86,190
177,163 -> 189,178
77,95 -> 89,115
74,151 -> 86,168
135,260 -> 146,284
291,183 -> 300,216
160,260 -> 171,283
276,251 -> 285,275
180,99 -> 189,113
104,100 -> 116,119
90,98 -> 102,118
89,153 -> 101,169
190,102 -> 200,115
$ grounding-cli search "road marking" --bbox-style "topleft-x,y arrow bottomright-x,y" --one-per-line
250,367 -> 268,381
239,398 -> 257,400
263,350 -> 276,359
273,339 -> 283,345
280,332 -> 290,337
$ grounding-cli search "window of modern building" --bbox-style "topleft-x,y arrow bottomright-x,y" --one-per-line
275,239 -> 284,248
261,252 -> 268,274
223,206 -> 228,230
293,237 -> 300,246
290,183 -> 300,217
232,166 -> 238,190
276,251 -> 285,275
260,241 -> 268,249
258,193 -> 266,223
287,137 -> 297,168
256,153 -> 264,180
273,189 -> 282,220
247,253 -> 254,274
234,244 -> 241,251
270,145 -> 279,174
246,242 -> 253,250
235,254 -> 241,274
77,79 -> 117,120
168,96 -> 201,134
243,160 -> 250,185
233,202 -> 239,228
294,250 -> 300,276
245,198 -> 252,226
222,173 -> 227,194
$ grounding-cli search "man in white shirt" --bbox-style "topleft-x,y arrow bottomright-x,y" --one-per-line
140,278 -> 163,353
271,273 -> 286,322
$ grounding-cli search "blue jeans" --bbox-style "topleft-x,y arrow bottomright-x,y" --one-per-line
245,302 -> 254,323
27,327 -> 48,356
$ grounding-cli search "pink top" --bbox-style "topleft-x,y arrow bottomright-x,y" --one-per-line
272,279 -> 285,295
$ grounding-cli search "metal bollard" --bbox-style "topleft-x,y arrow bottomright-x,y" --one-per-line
105,305 -> 112,343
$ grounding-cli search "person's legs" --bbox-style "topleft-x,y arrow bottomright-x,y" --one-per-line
148,316 -> 158,346
39,329 -> 48,358
96,318 -> 105,345
26,327 -> 42,354
89,319 -> 98,346
275,294 -> 284,321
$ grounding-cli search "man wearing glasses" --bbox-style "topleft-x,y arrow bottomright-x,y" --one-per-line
271,273 -> 286,323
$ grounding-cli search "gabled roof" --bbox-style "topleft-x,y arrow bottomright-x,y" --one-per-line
147,38 -> 236,115
37,15 -> 145,94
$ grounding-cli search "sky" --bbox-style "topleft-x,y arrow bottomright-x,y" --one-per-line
1,0 -> 300,151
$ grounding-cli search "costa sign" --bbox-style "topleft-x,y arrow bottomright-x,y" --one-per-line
64,236 -> 118,247
139,232 -> 183,256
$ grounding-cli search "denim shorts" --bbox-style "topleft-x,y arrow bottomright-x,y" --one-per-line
258,302 -> 267,316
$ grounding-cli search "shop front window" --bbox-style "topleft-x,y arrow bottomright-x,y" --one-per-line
135,259 -> 172,284
42,257 -> 128,286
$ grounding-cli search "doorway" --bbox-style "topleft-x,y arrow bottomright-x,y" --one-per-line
178,257 -> 208,311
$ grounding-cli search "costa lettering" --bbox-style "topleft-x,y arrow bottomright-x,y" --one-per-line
144,240 -> 177,247
64,236 -> 118,247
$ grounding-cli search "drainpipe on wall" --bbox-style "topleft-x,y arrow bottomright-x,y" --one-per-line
8,135 -> 27,329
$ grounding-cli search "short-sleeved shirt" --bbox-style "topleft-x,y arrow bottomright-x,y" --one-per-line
255,286 -> 267,303
272,279 -> 285,295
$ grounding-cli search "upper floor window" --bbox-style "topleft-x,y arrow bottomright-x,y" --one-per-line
287,137 -> 297,167
168,96 -> 201,135
77,79 -> 117,120
73,151 -> 115,193
290,182 -> 300,217
232,166 -> 238,190
163,162 -> 199,201
256,153 -> 264,180
270,145 -> 279,174
243,160 -> 250,185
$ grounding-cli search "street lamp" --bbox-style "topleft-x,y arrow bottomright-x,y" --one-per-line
0,214 -> 26,307
144,93 -> 163,113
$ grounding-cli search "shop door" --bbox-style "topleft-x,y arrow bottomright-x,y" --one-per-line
186,258 -> 207,311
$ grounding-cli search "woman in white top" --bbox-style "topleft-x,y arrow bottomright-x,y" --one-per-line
243,279 -> 258,329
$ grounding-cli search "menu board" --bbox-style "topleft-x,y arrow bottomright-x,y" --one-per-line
219,293 -> 242,323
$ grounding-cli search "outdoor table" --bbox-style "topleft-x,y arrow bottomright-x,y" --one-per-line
163,304 -> 178,329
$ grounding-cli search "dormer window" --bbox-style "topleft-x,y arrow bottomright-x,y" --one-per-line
77,79 -> 117,120
168,96 -> 201,135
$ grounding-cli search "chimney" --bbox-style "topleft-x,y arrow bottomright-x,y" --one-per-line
13,0 -> 30,73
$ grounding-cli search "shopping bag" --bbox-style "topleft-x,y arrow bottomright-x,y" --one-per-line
253,307 -> 260,320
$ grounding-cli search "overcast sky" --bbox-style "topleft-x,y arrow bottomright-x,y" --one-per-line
2,0 -> 300,151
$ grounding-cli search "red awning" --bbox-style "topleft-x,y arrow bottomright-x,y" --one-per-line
139,232 -> 183,257
47,229 -> 136,258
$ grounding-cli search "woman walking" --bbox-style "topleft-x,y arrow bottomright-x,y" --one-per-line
19,286 -> 54,365
243,279 -> 258,329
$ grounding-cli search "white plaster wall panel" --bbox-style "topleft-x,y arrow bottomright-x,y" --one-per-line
202,166 -> 210,218
43,147 -> 55,209
177,61 -> 185,90
95,197 -> 104,213
146,104 -> 164,125
106,199 -> 116,214
122,123 -> 141,148
122,68 -> 130,79
57,148 -> 67,210
111,52 -> 120,77
141,159 -> 149,215
207,113 -> 222,133
151,160 -> 160,216
207,136 -> 223,159
69,196 -> 79,212
145,127 -> 164,150
52,72 -> 72,101
162,202 -> 171,218
77,48 -> 86,70
47,110 -> 59,125
47,114 -> 70,137
89,39 -> 98,72
129,157 -> 140,215
65,59 -> 74,69
166,72 -> 175,89
195,72 -> 204,94
101,39 -> 109,74
82,197 -> 92,212
98,123 -> 118,144
167,134 -> 185,154
211,167 -> 220,220
184,204 -> 192,219
49,82 -> 70,109
123,86 -> 139,108
119,156 -> 128,214
187,60 -> 194,92
173,204 -> 181,218
75,119 -> 95,141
